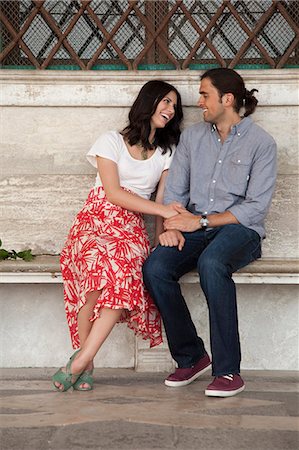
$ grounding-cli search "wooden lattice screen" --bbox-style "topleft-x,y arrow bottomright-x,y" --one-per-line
0,0 -> 298,70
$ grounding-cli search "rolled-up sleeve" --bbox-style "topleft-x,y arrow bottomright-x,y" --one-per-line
229,140 -> 277,228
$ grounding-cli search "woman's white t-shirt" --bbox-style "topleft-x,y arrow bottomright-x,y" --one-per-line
86,131 -> 175,200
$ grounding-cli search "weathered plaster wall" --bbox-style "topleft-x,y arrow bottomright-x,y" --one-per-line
1,70 -> 298,257
0,70 -> 298,370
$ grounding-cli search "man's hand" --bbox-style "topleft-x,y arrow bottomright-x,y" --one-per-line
159,230 -> 185,251
164,209 -> 200,232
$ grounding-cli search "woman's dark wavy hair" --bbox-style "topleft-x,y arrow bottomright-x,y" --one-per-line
121,80 -> 183,154
201,68 -> 258,117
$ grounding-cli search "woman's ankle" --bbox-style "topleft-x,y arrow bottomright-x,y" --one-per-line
85,360 -> 94,372
72,353 -> 91,374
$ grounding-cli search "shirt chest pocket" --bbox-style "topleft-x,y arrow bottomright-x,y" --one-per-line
223,157 -> 252,196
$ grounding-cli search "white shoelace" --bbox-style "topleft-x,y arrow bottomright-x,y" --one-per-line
222,374 -> 234,381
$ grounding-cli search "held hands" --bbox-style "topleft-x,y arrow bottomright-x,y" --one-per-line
162,202 -> 186,219
158,203 -> 187,251
159,203 -> 195,251
164,207 -> 200,232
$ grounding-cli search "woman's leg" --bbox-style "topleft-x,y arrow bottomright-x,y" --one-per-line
54,307 -> 123,389
71,307 -> 123,375
54,290 -> 100,390
78,291 -> 101,345
75,290 -> 100,388
55,287 -> 123,390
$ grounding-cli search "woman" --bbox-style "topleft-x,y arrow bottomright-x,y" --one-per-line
52,80 -> 183,391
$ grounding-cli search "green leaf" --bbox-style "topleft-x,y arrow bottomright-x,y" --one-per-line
17,250 -> 35,261
0,240 -> 35,261
0,249 -> 9,260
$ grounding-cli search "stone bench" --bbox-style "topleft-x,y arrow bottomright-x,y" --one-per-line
1,255 -> 298,371
0,255 -> 298,285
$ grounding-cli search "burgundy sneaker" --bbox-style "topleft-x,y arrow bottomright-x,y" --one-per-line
165,353 -> 211,387
205,374 -> 245,397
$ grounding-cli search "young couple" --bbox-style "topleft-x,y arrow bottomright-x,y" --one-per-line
53,68 -> 277,398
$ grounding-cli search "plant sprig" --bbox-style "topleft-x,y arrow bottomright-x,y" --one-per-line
0,239 -> 35,261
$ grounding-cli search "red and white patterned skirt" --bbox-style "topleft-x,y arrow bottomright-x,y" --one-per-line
60,186 -> 162,349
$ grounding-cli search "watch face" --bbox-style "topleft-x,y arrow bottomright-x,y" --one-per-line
200,218 -> 209,227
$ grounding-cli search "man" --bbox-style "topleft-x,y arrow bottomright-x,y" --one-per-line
143,68 -> 277,397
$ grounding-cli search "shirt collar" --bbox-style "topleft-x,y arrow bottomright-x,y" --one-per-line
210,116 -> 253,135
231,116 -> 252,135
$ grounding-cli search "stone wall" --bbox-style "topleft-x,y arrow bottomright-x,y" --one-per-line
1,69 -> 298,256
0,69 -> 298,370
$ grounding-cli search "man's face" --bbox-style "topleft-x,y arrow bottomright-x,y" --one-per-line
197,77 -> 225,124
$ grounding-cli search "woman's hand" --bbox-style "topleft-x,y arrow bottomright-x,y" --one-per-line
162,202 -> 186,219
164,210 -> 200,232
159,230 -> 185,250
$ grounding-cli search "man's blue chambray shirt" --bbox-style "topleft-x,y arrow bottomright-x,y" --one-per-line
164,116 -> 277,239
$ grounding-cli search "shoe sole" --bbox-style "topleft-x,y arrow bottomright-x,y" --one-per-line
205,384 -> 245,397
165,362 -> 211,387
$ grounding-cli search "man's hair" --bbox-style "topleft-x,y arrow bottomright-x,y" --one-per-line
201,68 -> 258,117
122,80 -> 183,154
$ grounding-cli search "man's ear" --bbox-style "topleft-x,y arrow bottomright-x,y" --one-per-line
223,93 -> 234,107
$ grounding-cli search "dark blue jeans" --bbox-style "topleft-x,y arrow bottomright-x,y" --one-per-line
143,224 -> 261,376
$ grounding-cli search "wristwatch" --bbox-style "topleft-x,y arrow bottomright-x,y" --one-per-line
200,214 -> 209,230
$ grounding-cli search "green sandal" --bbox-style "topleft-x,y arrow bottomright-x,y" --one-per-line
52,349 -> 82,392
73,369 -> 94,391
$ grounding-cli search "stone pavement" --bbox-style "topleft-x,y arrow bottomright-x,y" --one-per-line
0,369 -> 298,450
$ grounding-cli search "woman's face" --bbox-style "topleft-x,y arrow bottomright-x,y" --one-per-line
150,90 -> 177,131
